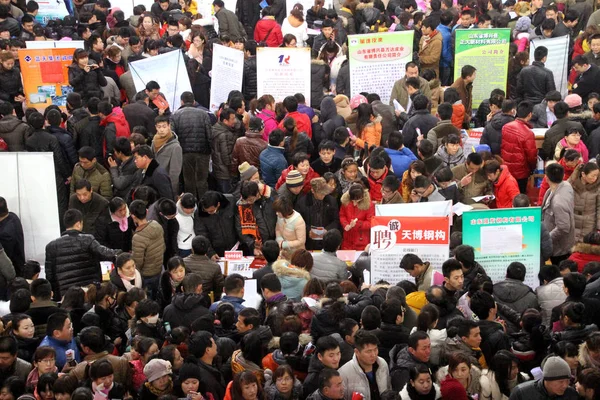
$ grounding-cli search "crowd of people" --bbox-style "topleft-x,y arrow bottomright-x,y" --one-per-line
2,0 -> 600,399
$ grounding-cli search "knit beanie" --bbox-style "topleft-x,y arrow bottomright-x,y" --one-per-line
564,94 -> 582,109
178,359 -> 202,382
515,16 -> 531,32
143,359 -> 172,383
543,356 -> 572,381
286,170 -> 304,188
238,162 -> 259,182
440,377 -> 468,400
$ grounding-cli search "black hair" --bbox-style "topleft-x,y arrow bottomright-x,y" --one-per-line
507,262 -> 526,281
470,291 -> 495,320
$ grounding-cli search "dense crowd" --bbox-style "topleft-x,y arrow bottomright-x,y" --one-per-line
3,0 -> 600,399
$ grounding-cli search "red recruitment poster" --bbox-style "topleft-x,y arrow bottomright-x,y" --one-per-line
370,216 -> 450,285
19,48 -> 76,111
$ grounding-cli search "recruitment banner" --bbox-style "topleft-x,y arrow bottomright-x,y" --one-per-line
530,36 -> 569,98
257,47 -> 311,105
371,216 -> 450,285
348,31 -> 413,104
454,28 -> 510,110
18,48 -> 76,111
209,44 -> 244,112
462,207 -> 542,289
130,50 -> 192,113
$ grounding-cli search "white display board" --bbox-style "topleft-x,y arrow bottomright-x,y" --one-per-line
256,47 -> 311,105
26,41 -> 84,49
0,153 -> 61,263
209,44 -> 245,112
376,200 -> 453,218
530,36 -> 569,99
130,50 -> 192,113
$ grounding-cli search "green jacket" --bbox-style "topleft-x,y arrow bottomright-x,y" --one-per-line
70,162 -> 113,199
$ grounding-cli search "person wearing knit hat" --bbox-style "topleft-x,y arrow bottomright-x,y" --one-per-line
350,94 -> 368,110
175,358 -> 209,400
295,177 -> 339,250
141,359 -> 174,398
510,356 -> 578,400
440,377 -> 468,400
238,162 -> 260,182
564,94 -> 583,110
276,169 -> 305,207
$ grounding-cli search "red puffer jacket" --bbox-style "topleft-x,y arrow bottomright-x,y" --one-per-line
276,165 -> 320,193
569,242 -> 600,272
500,118 -> 538,180
253,18 -> 283,47
339,189 -> 375,250
493,166 -> 520,208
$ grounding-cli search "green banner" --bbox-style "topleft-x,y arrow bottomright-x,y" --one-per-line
454,28 -> 510,110
462,207 -> 542,289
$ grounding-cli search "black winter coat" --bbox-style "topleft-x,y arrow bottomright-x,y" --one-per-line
0,212 -> 25,275
552,324 -> 598,348
284,133 -> 314,163
198,360 -> 227,400
140,159 -> 174,200
515,61 -> 556,105
374,323 -> 410,364
310,294 -> 372,340
478,320 -> 511,366
123,101 -> 157,138
172,105 -> 212,154
148,198 -> 179,265
481,112 -> 514,155
77,116 -> 104,159
310,60 -> 329,108
163,292 -> 211,329
94,214 -> 134,251
294,193 -> 340,250
588,126 -> 600,159
0,65 -> 23,102
243,56 -> 257,103
46,126 -> 78,169
193,193 -> 238,257
236,0 -> 261,36
68,63 -> 107,101
45,230 -> 119,300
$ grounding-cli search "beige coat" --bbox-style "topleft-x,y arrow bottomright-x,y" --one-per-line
568,164 -> 600,243
389,76 -> 432,110
132,220 -> 166,277
419,30 -> 443,77
275,210 -> 306,253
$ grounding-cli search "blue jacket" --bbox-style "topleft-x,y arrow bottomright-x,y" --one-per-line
437,24 -> 453,68
40,335 -> 80,369
385,147 -> 417,181
209,295 -> 246,315
260,145 -> 288,188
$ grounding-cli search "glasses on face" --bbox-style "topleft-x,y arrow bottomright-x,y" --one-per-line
569,132 -> 582,137
276,377 -> 293,384
40,358 -> 56,365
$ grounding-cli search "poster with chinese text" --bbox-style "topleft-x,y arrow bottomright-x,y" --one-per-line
371,216 -> 450,285
209,44 -> 244,112
19,48 -> 76,111
462,208 -> 541,289
257,47 -> 311,105
348,31 -> 414,104
530,36 -> 569,99
454,28 -> 510,110
36,0 -> 72,25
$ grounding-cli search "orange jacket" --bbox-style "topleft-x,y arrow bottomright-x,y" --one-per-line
355,119 -> 382,149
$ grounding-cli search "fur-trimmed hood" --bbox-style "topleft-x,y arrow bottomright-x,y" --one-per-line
569,163 -> 600,193
572,242 -> 600,256
272,259 -> 311,280
356,2 -> 375,10
267,333 -> 313,350
341,189 -> 372,209
311,58 -> 327,65
319,296 -> 349,308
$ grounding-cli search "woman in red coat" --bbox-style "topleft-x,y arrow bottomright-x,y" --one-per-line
340,183 -> 375,250
254,7 -> 284,47
569,232 -> 600,272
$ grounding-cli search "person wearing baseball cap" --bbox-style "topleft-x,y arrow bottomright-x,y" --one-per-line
509,356 -> 577,400
141,359 -> 174,398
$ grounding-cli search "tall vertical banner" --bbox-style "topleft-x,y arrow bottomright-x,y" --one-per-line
257,47 -> 311,105
130,50 -> 192,113
348,31 -> 413,104
530,36 -> 569,99
209,44 -> 244,112
371,216 -> 450,285
19,48 -> 76,111
454,29 -> 510,109
462,208 -> 542,289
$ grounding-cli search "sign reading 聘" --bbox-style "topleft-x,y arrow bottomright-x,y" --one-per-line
462,207 -> 542,289
454,28 -> 510,109
370,216 -> 450,285
348,31 -> 414,104
256,47 -> 312,105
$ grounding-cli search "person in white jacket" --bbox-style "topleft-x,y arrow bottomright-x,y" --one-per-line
338,330 -> 391,400
281,5 -> 309,47
175,193 -> 196,256
479,350 -> 529,400
536,265 -> 567,327
410,304 -> 447,366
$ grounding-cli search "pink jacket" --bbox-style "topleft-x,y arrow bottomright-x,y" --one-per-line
257,109 -> 278,141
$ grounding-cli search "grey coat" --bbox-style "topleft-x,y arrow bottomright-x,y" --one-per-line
568,164 -> 600,243
542,181 -> 575,257
339,355 -> 391,400
152,136 -> 183,197
536,277 -> 567,327
509,379 -> 578,400
493,278 -> 539,314
310,251 -> 348,282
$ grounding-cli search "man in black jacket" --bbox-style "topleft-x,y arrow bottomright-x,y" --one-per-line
123,92 -> 157,138
189,331 -> 227,400
163,273 -> 210,329
304,336 -> 342,397
0,197 -> 24,276
172,92 -> 213,200
516,46 -> 555,105
193,191 -> 237,259
573,56 -> 600,103
133,144 -> 174,200
45,209 -> 119,301
108,137 -> 140,200
470,291 -> 510,367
